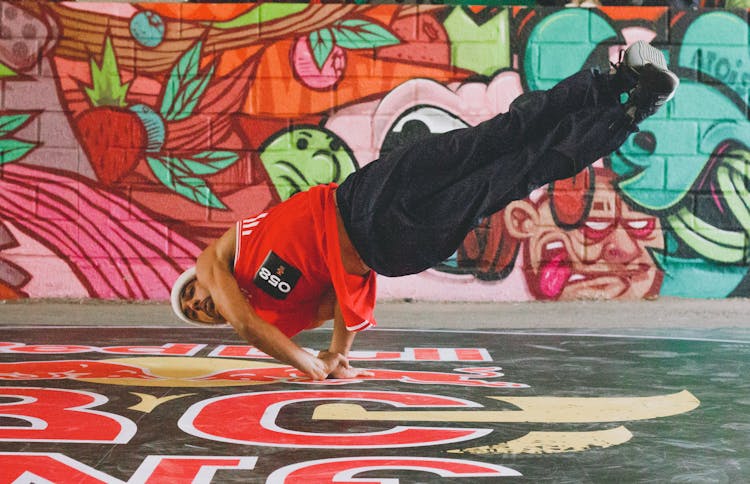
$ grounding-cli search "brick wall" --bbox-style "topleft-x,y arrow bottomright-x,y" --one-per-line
0,2 -> 747,301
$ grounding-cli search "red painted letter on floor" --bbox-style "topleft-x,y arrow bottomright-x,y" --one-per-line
0,453 -> 258,483
267,456 -> 521,483
0,453 -> 121,484
0,387 -> 135,443
134,455 -> 257,483
179,390 -> 490,448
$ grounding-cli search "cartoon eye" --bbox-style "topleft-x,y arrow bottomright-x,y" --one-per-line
381,106 -> 468,154
329,139 -> 341,151
626,218 -> 655,238
296,138 -> 308,150
582,220 -> 614,241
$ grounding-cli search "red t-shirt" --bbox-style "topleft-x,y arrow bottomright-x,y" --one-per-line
233,184 -> 376,337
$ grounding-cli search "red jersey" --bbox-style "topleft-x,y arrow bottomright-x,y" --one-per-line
233,184 -> 376,337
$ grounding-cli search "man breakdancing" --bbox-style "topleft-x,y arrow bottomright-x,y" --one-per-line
171,41 -> 679,380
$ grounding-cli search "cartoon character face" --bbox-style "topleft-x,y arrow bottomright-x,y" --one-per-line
506,169 -> 664,300
259,126 -> 357,201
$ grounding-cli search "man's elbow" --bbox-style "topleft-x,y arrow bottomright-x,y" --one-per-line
230,320 -> 259,346
195,250 -> 227,289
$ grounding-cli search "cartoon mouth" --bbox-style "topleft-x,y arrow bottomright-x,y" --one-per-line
538,241 -> 571,299
538,241 -> 649,299
314,150 -> 341,181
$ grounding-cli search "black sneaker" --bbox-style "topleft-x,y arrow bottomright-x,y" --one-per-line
624,63 -> 680,125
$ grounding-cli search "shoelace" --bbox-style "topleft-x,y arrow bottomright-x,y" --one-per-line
609,48 -> 625,72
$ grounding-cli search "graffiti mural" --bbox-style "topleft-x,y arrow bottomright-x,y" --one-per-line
0,2 -> 747,301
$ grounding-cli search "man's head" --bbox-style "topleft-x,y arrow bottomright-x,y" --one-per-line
170,267 -> 226,326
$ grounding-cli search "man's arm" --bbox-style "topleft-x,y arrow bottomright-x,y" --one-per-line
322,301 -> 373,379
196,226 -> 343,380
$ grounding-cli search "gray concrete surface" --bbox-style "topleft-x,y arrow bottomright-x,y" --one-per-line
1,297 -> 749,333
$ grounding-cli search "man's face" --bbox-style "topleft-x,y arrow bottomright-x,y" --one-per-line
180,279 -> 226,325
519,172 -> 663,300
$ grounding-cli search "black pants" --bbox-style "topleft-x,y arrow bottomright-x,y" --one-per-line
336,69 -> 634,277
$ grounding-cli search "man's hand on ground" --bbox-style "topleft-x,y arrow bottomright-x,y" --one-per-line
329,364 -> 374,379
319,351 -> 374,379
301,351 -> 345,380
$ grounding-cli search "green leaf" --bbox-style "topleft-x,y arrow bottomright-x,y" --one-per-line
331,19 -> 400,50
161,41 -> 203,118
0,62 -> 17,78
0,138 -> 36,164
147,156 -> 226,209
309,29 -> 334,70
85,36 -> 129,107
182,151 -> 240,175
175,41 -> 201,85
172,174 -> 226,209
165,157 -> 192,176
0,114 -> 30,137
166,64 -> 215,121
192,150 -> 240,163
146,156 -> 173,184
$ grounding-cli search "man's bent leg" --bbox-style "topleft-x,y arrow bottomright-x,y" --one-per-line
336,71 -> 627,276
522,104 -> 633,196
490,68 -> 621,153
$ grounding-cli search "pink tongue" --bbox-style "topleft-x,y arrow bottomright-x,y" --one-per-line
539,252 -> 571,299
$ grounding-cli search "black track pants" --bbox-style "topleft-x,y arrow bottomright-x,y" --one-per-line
336,69 -> 634,277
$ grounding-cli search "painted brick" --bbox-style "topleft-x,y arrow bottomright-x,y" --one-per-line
693,193 -> 747,232
671,81 -> 741,120
22,146 -> 90,179
536,43 -> 599,80
3,76 -> 60,110
641,120 -> 699,155
680,10 -> 748,46
0,3 -> 748,302
451,40 -> 509,77
257,3 -> 307,37
444,6 -> 504,43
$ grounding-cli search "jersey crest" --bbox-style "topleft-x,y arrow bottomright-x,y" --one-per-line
253,251 -> 302,300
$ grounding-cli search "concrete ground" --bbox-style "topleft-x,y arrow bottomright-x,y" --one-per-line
2,297 -> 749,339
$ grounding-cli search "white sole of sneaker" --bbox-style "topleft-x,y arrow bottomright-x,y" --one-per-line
626,41 -> 668,71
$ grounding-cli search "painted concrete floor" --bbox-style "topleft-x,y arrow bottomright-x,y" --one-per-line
1,299 -> 749,482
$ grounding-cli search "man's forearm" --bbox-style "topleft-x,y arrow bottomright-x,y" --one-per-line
230,315 -> 312,368
327,302 -> 356,357
196,254 -> 313,372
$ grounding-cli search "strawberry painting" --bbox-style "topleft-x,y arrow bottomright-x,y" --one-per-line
75,37 -> 147,185
74,36 -> 242,209
75,106 -> 146,185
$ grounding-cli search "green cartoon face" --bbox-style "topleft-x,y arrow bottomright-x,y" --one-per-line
260,126 -> 357,201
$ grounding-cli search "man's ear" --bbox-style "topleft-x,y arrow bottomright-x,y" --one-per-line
504,200 -> 539,239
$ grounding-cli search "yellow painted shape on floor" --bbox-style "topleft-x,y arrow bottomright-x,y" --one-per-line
448,426 -> 633,455
79,357 -> 285,387
128,392 -> 196,413
312,390 -> 699,423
